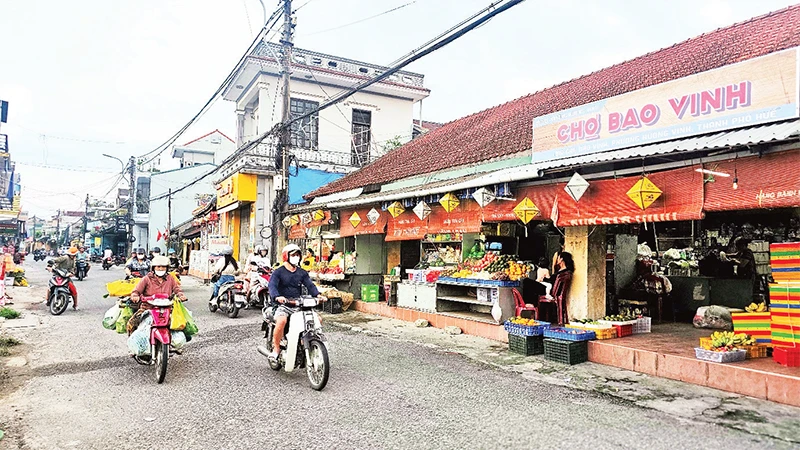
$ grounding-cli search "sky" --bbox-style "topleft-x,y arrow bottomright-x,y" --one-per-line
1,0 -> 797,218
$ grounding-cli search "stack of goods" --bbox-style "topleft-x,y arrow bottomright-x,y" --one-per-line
568,319 -> 617,340
542,327 -> 595,365
437,252 -> 534,286
504,317 -> 550,356
7,267 -> 27,287
731,303 -> 771,345
599,314 -> 639,338
699,331 -> 767,359
101,301 -> 198,356
318,258 -> 345,280
769,242 -> 800,366
694,331 -> 749,363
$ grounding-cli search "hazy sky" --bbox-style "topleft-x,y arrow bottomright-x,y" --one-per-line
1,0 -> 797,217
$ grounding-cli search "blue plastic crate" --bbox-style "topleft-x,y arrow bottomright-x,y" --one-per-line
543,327 -> 596,341
504,320 -> 551,337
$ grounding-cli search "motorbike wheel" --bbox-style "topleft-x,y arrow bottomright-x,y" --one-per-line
208,301 -> 218,313
306,339 -> 330,391
49,293 -> 69,316
226,292 -> 240,319
77,271 -> 84,281
155,342 -> 169,384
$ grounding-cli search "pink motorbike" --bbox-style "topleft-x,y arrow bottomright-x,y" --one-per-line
133,294 -> 174,384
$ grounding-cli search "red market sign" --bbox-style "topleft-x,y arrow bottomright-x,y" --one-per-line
339,208 -> 387,237
427,201 -> 482,234
386,213 -> 428,241
704,150 -> 800,211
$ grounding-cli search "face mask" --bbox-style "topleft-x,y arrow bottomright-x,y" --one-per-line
155,269 -> 167,277
289,256 -> 301,266
137,254 -> 145,260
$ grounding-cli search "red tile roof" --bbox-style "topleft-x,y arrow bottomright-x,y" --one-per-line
182,129 -> 234,146
308,5 -> 800,199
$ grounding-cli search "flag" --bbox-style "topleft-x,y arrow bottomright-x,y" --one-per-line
156,230 -> 163,241
550,195 -> 559,226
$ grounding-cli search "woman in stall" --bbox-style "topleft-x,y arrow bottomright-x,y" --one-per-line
546,251 -> 574,325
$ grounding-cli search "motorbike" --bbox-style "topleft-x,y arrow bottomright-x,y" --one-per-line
209,279 -> 246,318
75,260 -> 89,281
114,255 -> 126,266
33,250 -> 46,262
46,266 -> 74,315
130,294 -> 175,384
257,296 -> 330,391
246,265 -> 271,308
102,256 -> 113,270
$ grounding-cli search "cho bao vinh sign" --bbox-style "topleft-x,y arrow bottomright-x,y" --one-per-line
532,47 -> 799,163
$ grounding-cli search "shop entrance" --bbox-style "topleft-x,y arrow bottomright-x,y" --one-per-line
239,204 -> 251,260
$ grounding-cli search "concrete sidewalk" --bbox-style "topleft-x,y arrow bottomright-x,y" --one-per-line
325,310 -> 800,445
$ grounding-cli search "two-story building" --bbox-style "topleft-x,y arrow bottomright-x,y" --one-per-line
217,41 -> 431,260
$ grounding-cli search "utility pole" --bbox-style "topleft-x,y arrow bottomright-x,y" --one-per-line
128,156 -> 136,255
83,193 -> 89,246
167,188 -> 172,249
273,0 -> 293,257
55,209 -> 61,247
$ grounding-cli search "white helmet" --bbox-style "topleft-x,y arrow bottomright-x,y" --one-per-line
151,255 -> 170,267
281,243 -> 301,262
255,245 -> 265,254
219,245 -> 234,256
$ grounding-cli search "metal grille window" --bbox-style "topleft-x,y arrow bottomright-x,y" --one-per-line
351,109 -> 372,167
290,98 -> 319,150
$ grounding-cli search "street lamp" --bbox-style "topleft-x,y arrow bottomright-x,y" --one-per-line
103,153 -> 124,172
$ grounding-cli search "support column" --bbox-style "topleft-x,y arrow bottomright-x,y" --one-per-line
235,109 -> 246,147
257,80 -> 272,138
565,225 -> 606,321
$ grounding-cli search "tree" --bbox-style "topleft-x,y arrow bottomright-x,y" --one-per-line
382,135 -> 404,153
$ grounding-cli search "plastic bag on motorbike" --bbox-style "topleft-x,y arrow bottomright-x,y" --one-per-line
115,306 -> 135,334
106,279 -> 138,297
170,300 -> 188,331
102,304 -> 121,330
171,330 -> 187,350
183,309 -> 198,337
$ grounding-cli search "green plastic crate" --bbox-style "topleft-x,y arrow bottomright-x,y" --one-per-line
361,284 -> 380,302
543,338 -> 588,365
509,334 -> 544,356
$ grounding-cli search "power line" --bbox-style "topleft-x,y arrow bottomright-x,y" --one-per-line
10,124 -> 128,145
302,1 -> 418,37
137,2 -> 286,164
16,161 -> 119,174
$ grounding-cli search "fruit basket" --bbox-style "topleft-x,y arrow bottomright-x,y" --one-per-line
504,319 -> 550,337
633,317 -> 652,334
508,334 -> 544,356
544,339 -> 589,365
543,327 -> 595,342
694,348 -> 747,363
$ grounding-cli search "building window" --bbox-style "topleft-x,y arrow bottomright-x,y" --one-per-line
290,98 -> 319,150
351,109 -> 372,166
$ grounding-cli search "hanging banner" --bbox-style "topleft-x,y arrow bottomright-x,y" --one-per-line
386,214 -> 429,241
340,208 -> 387,237
533,47 -> 800,164
704,150 -> 800,211
427,201 -> 482,234
289,225 -> 307,240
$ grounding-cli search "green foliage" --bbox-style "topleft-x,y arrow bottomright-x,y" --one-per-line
0,308 -> 21,319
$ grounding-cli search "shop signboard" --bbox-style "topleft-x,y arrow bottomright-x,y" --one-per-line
427,202 -> 482,234
339,208 -> 387,237
386,213 -> 429,241
208,235 -> 230,255
216,173 -> 257,209
532,47 -> 800,164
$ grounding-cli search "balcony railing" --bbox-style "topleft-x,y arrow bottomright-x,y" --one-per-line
251,143 -> 380,168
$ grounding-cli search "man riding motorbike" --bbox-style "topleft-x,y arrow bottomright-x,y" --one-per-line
46,247 -> 79,310
167,248 -> 181,272
76,246 -> 91,274
266,244 -> 325,362
126,247 -> 151,278
128,255 -> 187,335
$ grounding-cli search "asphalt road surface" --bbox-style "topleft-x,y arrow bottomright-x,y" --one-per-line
0,261 -> 790,449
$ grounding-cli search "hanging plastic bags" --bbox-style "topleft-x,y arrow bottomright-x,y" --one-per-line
170,300 -> 188,331
106,279 -> 139,297
115,306 -> 134,334
102,305 -> 121,330
184,309 -> 198,337
171,330 -> 187,350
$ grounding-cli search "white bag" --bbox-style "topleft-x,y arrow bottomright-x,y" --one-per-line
102,305 -> 121,330
491,300 -> 503,322
171,330 -> 187,350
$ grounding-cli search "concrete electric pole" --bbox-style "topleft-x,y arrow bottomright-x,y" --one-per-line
273,0 -> 293,257
83,193 -> 89,245
128,156 -> 136,255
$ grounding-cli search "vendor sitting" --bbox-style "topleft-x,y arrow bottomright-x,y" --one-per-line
729,238 -> 755,280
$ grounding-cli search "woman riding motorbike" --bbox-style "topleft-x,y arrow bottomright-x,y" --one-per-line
210,246 -> 241,302
127,255 -> 187,334
46,247 -> 80,310
126,247 -> 151,279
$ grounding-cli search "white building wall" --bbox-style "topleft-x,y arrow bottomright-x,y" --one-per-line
147,164 -> 217,251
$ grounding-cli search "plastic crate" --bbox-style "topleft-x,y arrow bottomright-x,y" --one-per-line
319,297 -> 343,314
508,334 -> 544,356
544,339 -> 589,365
694,348 -> 747,363
612,324 -> 634,338
504,320 -> 550,337
361,284 -> 380,302
774,347 -> 800,367
566,324 -> 616,340
633,317 -> 652,334
543,327 -> 596,341
741,344 -> 769,359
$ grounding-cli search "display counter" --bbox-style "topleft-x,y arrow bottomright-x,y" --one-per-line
436,279 -> 515,324
669,276 -> 753,320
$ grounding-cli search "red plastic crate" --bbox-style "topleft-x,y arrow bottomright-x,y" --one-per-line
774,347 -> 800,367
612,324 -> 633,338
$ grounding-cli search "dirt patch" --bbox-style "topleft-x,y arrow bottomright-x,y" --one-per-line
0,341 -> 32,400
720,409 -> 768,424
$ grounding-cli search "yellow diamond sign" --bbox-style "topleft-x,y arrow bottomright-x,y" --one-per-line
289,215 -> 300,226
349,212 -> 362,228
313,209 -> 325,221
387,201 -> 405,218
439,193 -> 460,213
513,197 -> 540,224
627,176 -> 663,210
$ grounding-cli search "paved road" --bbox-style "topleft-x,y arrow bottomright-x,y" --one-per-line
0,262 -> 790,449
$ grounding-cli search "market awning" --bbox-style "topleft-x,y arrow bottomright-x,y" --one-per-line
533,119 -> 800,172
217,201 -> 240,215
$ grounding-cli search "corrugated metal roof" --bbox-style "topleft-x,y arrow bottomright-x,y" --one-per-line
534,119 -> 800,171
